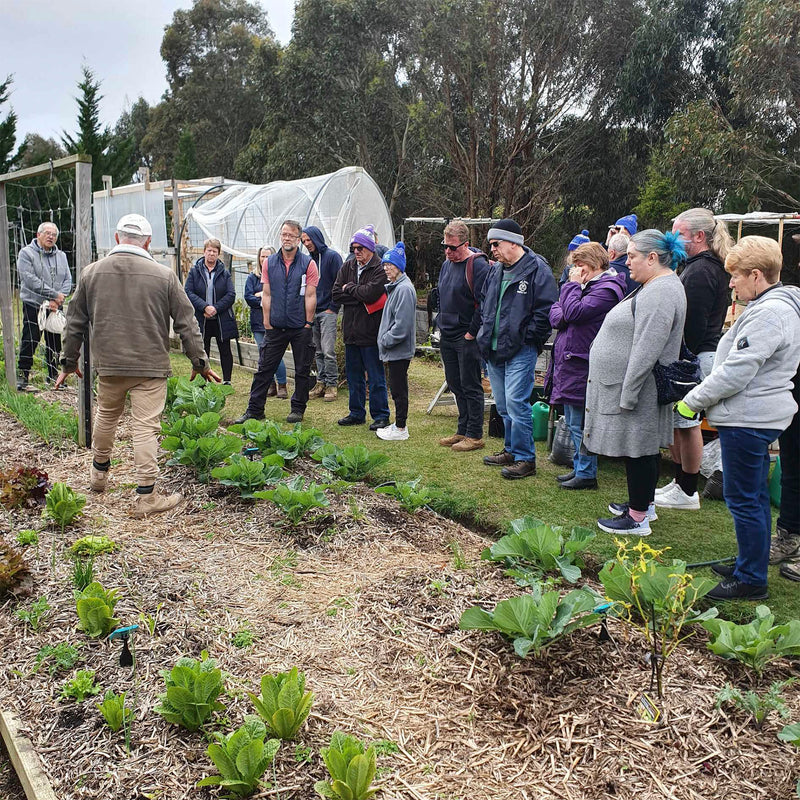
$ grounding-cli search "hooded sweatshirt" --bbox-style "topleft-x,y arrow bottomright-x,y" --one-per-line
304,226 -> 343,313
683,283 -> 800,430
18,239 -> 72,306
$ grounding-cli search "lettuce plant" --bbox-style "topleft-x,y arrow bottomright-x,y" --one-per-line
163,433 -> 242,482
315,732 -> 378,800
43,482 -> 86,529
69,535 -> 117,556
97,689 -> 134,732
0,542 -> 28,594
155,651 -> 225,731
482,516 -> 595,584
254,476 -> 329,525
75,581 -> 120,638
375,478 -> 432,513
702,605 -> 800,678
459,584 -> 601,658
312,444 -> 388,481
249,667 -> 313,739
212,454 -> 286,498
60,669 -> 101,702
197,716 -> 280,797
0,465 -> 49,509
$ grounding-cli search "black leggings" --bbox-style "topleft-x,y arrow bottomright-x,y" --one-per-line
626,454 -> 660,512
387,359 -> 410,428
202,318 -> 233,382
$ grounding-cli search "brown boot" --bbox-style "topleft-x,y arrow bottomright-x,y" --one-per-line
483,449 -> 514,466
276,383 -> 288,399
309,382 -> 326,399
324,386 -> 338,402
439,433 -> 465,447
501,460 -> 536,479
131,490 -> 182,519
451,437 -> 485,452
89,464 -> 109,492
266,381 -> 278,397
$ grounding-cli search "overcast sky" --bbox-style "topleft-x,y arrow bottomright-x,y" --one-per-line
4,0 -> 294,143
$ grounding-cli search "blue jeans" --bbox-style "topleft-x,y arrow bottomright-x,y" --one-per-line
719,426 -> 781,587
486,345 -> 537,462
313,310 -> 338,387
563,404 -> 596,478
344,344 -> 389,422
253,331 -> 286,384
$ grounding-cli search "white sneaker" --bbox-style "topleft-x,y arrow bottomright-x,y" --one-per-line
608,502 -> 658,521
654,483 -> 700,510
376,424 -> 409,441
654,479 -> 677,497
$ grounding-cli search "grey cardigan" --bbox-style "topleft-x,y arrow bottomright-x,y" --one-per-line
583,272 -> 686,458
18,240 -> 72,306
683,284 -> 800,431
378,273 -> 417,361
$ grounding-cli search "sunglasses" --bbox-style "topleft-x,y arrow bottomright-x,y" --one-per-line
441,241 -> 467,251
352,245 -> 367,252
489,241 -> 501,248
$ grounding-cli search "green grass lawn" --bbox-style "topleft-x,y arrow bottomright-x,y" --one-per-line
178,351 -> 792,620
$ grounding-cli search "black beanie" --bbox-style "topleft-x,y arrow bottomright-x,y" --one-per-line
487,218 -> 524,246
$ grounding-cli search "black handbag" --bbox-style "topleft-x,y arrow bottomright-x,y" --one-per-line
631,291 -> 702,405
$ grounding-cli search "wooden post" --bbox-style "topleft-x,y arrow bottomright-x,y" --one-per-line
75,160 -> 93,448
0,184 -> 16,387
778,217 -> 785,247
171,179 -> 180,275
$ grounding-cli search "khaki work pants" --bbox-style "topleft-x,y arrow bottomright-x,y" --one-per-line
92,376 -> 167,487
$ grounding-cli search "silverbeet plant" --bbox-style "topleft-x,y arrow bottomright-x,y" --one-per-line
482,516 -> 595,584
211,454 -> 286,498
374,478 -> 432,513
459,584 -> 602,658
155,651 -> 225,731
249,667 -> 313,740
197,715 -> 280,798
315,732 -> 379,800
167,375 -> 234,417
312,444 -> 388,482
163,432 -> 242,482
254,476 -> 330,525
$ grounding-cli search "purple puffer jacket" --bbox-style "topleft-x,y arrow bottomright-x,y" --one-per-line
548,270 -> 627,405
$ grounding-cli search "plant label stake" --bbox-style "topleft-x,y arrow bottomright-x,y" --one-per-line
637,693 -> 660,723
243,446 -> 260,461
594,602 -> 613,642
108,624 -> 138,667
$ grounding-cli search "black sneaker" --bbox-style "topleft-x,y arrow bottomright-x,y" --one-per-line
368,418 -> 390,431
706,578 -> 768,601
286,411 -> 303,423
338,415 -> 365,426
711,562 -> 735,579
232,411 -> 265,425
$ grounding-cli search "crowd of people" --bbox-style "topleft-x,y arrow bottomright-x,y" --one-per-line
17,206 -> 797,602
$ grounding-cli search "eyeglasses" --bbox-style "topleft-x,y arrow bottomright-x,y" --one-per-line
489,241 -> 501,249
441,241 -> 467,251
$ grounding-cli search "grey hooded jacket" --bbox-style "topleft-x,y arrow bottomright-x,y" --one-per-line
378,273 -> 417,361
18,240 -> 72,306
683,284 -> 800,431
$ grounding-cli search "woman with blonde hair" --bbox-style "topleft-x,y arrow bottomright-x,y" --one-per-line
679,236 -> 800,600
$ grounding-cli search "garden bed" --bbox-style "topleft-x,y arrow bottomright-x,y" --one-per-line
1,406 -> 799,800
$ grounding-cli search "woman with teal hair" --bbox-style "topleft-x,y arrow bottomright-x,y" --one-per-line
583,229 -> 687,535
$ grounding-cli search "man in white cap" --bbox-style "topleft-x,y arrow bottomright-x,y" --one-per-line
56,214 -> 219,518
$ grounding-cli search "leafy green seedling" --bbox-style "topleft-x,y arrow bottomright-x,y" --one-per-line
161,411 -> 221,440
69,535 -> 117,557
375,478 -> 431,513
155,651 -> 225,731
197,715 -> 280,797
312,444 -> 388,481
254,476 -> 329,525
36,642 -> 81,675
60,669 -> 101,702
249,666 -> 313,740
460,584 -> 602,658
97,689 -> 134,732
163,433 -> 242,482
43,482 -> 86,528
16,529 -> 39,546
715,680 -> 794,730
168,375 -> 234,417
15,596 -> 50,630
211,454 -> 286,498
75,581 -> 120,638
315,731 -> 378,800
702,605 -> 800,678
779,723 -> 800,747
232,621 -> 256,648
482,516 -> 595,584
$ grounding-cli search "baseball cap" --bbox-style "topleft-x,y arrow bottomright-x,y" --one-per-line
116,214 -> 153,237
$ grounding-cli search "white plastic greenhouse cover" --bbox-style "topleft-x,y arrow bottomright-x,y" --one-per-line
184,167 -> 395,258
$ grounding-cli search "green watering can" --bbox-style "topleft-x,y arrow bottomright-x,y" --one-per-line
532,401 -> 550,442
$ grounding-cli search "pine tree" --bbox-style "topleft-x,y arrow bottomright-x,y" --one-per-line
0,75 -> 26,173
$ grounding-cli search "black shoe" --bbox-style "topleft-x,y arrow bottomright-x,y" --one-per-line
368,418 -> 390,431
706,578 -> 768,601
286,411 -> 303,423
338,415 -> 365,426
556,470 -> 576,483
16,372 -> 28,391
560,476 -> 598,490
232,411 -> 265,425
711,562 -> 735,579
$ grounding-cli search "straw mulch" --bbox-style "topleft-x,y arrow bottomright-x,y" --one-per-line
1,401 -> 798,800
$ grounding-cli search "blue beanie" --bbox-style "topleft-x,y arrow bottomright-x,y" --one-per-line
381,241 -> 406,272
615,214 -> 638,235
568,229 -> 590,251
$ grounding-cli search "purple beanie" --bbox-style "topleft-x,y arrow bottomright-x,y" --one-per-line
350,225 -> 376,252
